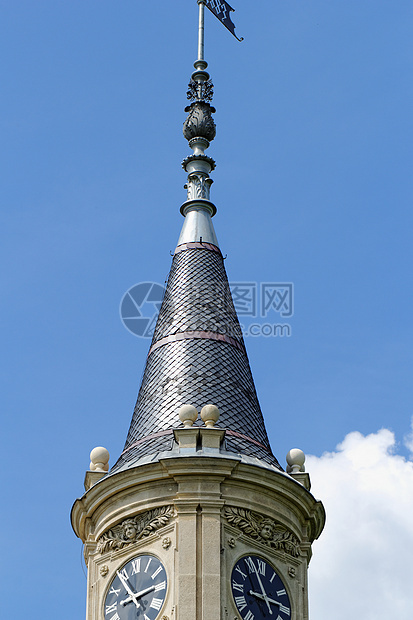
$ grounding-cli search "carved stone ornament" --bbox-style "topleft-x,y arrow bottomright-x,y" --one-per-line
183,102 -> 216,143
97,506 -> 174,554
224,506 -> 301,558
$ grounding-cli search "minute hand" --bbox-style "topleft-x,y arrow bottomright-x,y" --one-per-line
117,571 -> 140,610
251,561 -> 272,615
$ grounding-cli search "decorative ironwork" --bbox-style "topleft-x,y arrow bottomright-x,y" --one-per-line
185,172 -> 213,201
181,153 -> 216,172
97,506 -> 175,554
187,78 -> 214,103
224,506 -> 301,557
183,101 -> 216,143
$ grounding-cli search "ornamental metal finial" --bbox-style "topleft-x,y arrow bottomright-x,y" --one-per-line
187,2 -> 214,103
181,0 -> 217,219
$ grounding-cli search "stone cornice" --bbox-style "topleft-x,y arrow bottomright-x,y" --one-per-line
71,456 -> 325,545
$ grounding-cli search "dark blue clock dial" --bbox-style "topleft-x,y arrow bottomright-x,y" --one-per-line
231,555 -> 291,620
104,554 -> 167,620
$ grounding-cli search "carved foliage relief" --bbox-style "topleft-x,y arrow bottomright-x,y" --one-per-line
97,506 -> 174,554
186,173 -> 212,201
183,102 -> 216,142
224,506 -> 301,558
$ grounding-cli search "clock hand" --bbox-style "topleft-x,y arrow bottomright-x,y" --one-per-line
249,590 -> 283,608
116,571 -> 140,610
250,561 -> 272,615
120,584 -> 156,607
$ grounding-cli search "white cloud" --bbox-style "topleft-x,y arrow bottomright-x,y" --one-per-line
403,416 -> 413,454
307,428 -> 413,620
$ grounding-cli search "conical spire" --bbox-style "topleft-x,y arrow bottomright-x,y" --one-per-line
112,3 -> 281,473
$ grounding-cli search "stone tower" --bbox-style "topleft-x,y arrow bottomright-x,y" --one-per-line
71,3 -> 325,619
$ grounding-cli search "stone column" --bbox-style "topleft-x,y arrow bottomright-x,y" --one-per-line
200,500 -> 222,619
174,499 -> 199,620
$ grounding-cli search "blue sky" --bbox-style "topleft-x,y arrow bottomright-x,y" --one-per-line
1,1 -> 412,618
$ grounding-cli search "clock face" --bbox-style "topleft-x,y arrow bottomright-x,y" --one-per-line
231,555 -> 291,620
104,554 -> 167,620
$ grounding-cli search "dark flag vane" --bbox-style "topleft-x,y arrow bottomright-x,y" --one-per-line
204,0 -> 243,41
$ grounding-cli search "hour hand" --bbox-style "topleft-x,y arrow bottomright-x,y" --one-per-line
249,590 -> 282,608
120,585 -> 155,607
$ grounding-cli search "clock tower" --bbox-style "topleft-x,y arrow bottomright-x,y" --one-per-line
71,3 -> 325,619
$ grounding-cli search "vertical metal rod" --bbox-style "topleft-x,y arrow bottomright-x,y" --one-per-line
197,0 -> 205,61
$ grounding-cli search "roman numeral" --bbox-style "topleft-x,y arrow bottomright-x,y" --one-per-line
119,568 -> 128,581
154,580 -> 166,592
109,587 -> 121,597
235,565 -> 247,580
234,596 -> 247,611
150,597 -> 163,611
145,558 -> 152,573
279,604 -> 290,616
109,614 -> 120,620
105,603 -> 117,615
256,559 -> 266,576
277,589 -> 286,596
244,556 -> 256,574
151,566 -> 163,580
232,580 -> 244,593
270,572 -> 277,583
144,616 -> 150,620
131,558 -> 141,575
244,611 -> 255,620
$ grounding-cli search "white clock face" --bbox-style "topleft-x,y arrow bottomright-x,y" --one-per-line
104,554 -> 167,620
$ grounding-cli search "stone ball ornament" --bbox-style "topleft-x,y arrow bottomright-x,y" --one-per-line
286,448 -> 306,473
200,404 -> 220,428
89,446 -> 110,472
178,404 -> 199,427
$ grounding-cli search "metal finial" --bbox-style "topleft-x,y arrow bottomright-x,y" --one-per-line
180,0 -> 218,241
187,1 -> 214,104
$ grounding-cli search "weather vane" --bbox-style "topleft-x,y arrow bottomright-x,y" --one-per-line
186,0 -> 243,103
201,0 -> 243,44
